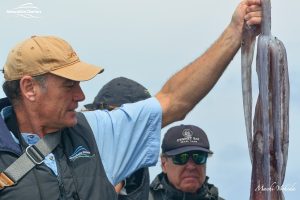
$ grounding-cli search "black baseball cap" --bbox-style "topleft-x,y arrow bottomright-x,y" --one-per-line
84,77 -> 151,110
162,124 -> 213,156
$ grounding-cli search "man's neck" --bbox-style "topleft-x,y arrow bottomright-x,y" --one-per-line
14,105 -> 53,138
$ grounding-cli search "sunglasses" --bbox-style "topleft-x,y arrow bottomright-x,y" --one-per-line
169,151 -> 208,165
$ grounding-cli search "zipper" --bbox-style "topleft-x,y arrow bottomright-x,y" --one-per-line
56,159 -> 67,200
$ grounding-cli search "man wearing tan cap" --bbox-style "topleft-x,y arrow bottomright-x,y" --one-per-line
0,1 -> 262,199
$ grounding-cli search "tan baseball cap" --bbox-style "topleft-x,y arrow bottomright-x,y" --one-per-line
3,35 -> 104,81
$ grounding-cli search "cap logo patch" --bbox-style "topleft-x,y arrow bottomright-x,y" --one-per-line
182,129 -> 193,139
68,52 -> 77,59
176,129 -> 200,144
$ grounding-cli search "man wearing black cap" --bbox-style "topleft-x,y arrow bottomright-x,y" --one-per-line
84,77 -> 151,111
84,77 -> 151,200
149,124 -> 224,200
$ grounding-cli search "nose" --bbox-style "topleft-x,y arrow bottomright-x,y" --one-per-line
73,83 -> 85,102
185,158 -> 197,169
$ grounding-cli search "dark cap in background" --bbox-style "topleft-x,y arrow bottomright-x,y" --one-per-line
162,124 -> 213,156
84,77 -> 151,110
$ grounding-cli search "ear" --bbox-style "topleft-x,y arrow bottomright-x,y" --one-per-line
19,76 -> 37,102
161,156 -> 168,173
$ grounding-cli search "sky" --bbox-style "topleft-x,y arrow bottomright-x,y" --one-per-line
0,0 -> 299,199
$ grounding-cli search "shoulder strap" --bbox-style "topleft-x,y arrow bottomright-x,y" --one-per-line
0,131 -> 61,190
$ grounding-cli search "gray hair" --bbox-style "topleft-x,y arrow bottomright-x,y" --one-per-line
2,74 -> 48,106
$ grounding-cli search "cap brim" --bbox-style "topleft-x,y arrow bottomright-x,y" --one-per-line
164,146 -> 213,156
50,61 -> 104,81
84,103 -> 96,110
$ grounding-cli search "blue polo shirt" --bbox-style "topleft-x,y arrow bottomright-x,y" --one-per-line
2,97 -> 162,185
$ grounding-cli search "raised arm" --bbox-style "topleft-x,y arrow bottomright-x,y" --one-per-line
156,0 -> 262,127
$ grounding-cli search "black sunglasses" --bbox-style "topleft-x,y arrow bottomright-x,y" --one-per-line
169,151 -> 208,165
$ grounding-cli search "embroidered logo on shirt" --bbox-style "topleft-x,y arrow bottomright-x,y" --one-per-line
69,146 -> 95,161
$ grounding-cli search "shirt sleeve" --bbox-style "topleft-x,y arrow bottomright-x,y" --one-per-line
82,97 -> 162,185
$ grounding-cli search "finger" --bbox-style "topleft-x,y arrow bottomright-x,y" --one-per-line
245,11 -> 262,21
246,5 -> 262,13
246,0 -> 261,6
245,16 -> 262,26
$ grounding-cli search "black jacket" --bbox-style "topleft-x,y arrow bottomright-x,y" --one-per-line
149,172 -> 224,200
0,112 -> 117,200
118,167 -> 150,200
